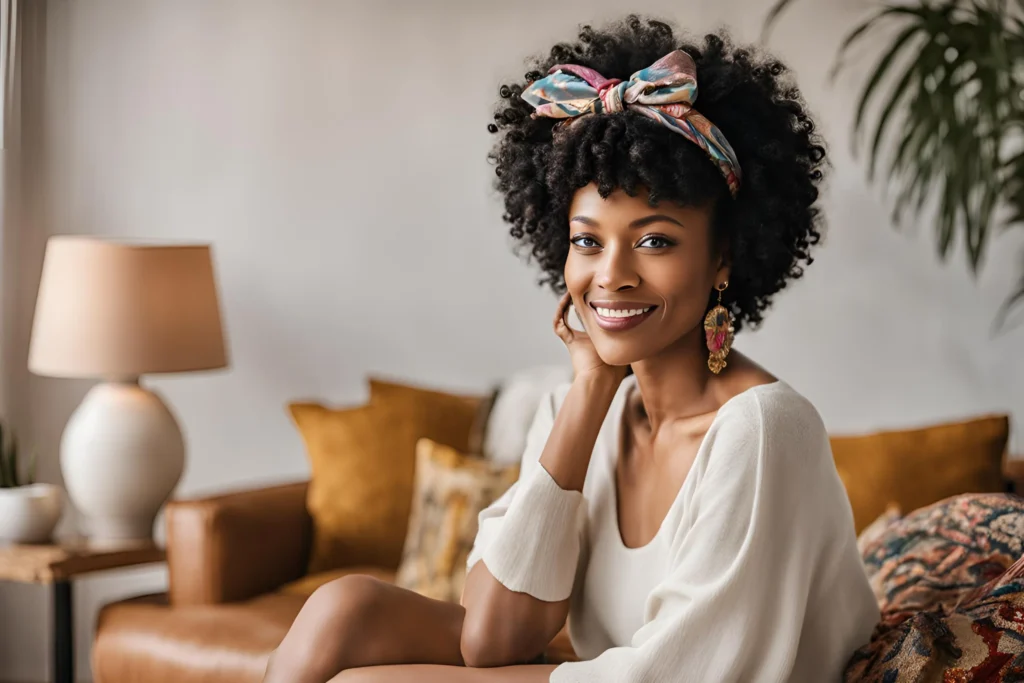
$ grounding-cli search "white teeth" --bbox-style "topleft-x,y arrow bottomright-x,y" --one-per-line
596,306 -> 651,318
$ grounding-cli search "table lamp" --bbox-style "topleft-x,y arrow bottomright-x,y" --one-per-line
28,236 -> 228,542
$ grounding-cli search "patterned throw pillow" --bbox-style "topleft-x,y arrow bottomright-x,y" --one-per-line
857,503 -> 902,557
395,438 -> 519,602
845,493 -> 1024,682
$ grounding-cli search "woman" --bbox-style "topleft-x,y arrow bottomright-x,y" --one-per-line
264,15 -> 879,683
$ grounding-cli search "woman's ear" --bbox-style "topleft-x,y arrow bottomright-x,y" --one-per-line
715,247 -> 732,286
717,264 -> 732,287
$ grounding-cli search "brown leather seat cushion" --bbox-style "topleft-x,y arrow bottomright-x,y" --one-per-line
96,591 -> 575,681
94,592 -> 303,683
94,568 -> 577,682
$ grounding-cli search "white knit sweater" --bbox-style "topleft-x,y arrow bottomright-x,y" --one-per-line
467,376 -> 879,683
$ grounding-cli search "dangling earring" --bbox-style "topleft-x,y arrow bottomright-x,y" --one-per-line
704,282 -> 734,375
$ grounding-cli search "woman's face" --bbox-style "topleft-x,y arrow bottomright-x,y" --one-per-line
564,183 -> 729,367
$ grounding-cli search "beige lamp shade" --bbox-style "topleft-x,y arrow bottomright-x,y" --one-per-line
29,236 -> 228,378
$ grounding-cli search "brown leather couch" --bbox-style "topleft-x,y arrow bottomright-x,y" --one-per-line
92,481 -> 577,683
93,430 -> 1022,682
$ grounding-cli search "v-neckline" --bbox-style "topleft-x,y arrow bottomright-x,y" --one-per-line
607,376 -> 783,552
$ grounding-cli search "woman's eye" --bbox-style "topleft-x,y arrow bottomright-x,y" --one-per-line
638,235 -> 674,249
572,236 -> 599,249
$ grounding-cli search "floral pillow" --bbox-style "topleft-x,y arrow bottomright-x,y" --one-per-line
394,438 -> 519,602
845,493 -> 1024,682
857,503 -> 902,557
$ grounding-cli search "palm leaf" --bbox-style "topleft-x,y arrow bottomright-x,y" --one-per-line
6,430 -> 19,487
770,0 -> 1024,329
847,2 -> 1017,268
1001,130 -> 1024,224
865,59 -> 920,180
995,263 -> 1024,331
26,449 -> 36,486
832,6 -> 937,83
761,0 -> 801,39
0,424 -> 15,488
938,173 -> 959,257
891,95 -> 944,218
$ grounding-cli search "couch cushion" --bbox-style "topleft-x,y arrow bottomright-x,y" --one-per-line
94,585 -> 577,683
830,414 -> 1009,533
93,592 -> 303,683
481,365 -> 573,467
289,379 -> 481,573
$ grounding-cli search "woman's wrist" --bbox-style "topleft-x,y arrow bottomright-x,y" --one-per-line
573,367 -> 627,399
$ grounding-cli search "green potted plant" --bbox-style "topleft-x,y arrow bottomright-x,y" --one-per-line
765,0 -> 1024,328
0,420 -> 62,544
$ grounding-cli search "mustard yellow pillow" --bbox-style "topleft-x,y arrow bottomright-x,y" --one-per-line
831,414 -> 1009,533
395,438 -> 519,602
290,382 -> 481,573
368,377 -> 482,434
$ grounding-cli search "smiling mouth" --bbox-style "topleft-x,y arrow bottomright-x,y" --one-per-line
588,303 -> 658,332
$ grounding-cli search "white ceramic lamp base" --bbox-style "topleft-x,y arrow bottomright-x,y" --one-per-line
61,380 -> 185,542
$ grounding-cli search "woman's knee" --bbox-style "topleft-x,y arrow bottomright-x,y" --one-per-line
300,574 -> 390,654
264,574 -> 390,682
308,574 -> 389,630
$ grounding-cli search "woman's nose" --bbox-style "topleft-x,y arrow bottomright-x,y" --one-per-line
595,247 -> 639,291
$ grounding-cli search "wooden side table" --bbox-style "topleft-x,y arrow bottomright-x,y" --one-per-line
0,540 -> 166,683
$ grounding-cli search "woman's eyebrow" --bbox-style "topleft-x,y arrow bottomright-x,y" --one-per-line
629,214 -> 685,229
569,214 -> 685,228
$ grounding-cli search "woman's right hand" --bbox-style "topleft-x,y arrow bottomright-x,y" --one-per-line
553,292 -> 628,382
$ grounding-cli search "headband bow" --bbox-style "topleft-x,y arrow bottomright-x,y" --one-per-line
521,50 -> 741,197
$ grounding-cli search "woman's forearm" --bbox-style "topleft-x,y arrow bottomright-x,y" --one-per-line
537,370 -> 621,491
331,663 -> 559,683
460,370 -> 620,667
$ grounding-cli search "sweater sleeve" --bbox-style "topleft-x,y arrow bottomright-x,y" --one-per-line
465,386 -> 587,602
551,390 -> 832,683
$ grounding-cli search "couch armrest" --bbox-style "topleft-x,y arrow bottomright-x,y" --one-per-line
166,481 -> 312,606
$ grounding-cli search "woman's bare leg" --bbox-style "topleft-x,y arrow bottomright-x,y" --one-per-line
330,664 -> 559,683
263,574 -> 466,683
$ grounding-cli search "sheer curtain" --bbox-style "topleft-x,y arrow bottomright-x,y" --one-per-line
0,0 -> 19,418
1,0 -> 16,150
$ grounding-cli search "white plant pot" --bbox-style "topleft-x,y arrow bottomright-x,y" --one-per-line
61,380 -> 185,542
0,483 -> 63,544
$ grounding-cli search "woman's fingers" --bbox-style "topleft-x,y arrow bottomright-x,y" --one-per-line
553,292 -> 574,344
553,292 -> 572,329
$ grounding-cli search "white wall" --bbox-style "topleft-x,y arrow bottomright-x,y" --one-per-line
2,1 -> 1022,681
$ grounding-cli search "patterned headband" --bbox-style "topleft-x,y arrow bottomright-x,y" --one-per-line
521,50 -> 741,197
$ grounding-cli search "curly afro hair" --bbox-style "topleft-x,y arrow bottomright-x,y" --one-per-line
488,15 -> 826,333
